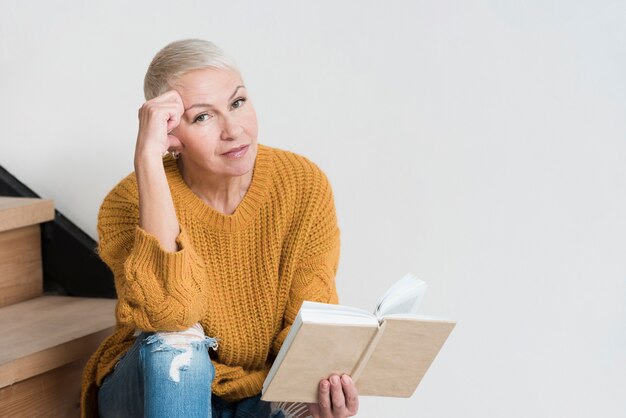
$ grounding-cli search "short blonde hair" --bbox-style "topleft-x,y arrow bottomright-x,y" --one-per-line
143,39 -> 240,100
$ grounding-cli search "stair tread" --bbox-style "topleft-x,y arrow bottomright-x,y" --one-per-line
0,295 -> 116,388
0,197 -> 55,233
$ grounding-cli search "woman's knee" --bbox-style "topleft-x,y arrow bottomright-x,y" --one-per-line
138,322 -> 219,383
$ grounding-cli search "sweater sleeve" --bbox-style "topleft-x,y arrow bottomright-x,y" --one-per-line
97,181 -> 209,332
270,171 -> 341,358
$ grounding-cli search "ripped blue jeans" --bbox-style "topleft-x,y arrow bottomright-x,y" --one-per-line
97,323 -> 284,418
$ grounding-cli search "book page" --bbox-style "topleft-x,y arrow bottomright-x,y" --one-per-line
374,273 -> 428,319
300,301 -> 377,325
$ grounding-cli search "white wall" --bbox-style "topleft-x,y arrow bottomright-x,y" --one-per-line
1,1 -> 624,417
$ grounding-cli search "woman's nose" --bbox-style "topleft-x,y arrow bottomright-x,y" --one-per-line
220,114 -> 244,140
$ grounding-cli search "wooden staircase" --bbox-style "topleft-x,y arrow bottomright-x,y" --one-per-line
0,197 -> 116,417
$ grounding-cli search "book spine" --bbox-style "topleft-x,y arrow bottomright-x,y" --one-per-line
350,320 -> 388,383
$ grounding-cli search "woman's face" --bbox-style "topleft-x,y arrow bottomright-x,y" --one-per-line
170,67 -> 258,179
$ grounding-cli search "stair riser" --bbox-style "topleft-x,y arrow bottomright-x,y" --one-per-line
0,225 -> 43,308
0,358 -> 85,418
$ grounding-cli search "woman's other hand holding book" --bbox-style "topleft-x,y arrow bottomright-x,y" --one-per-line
307,373 -> 359,417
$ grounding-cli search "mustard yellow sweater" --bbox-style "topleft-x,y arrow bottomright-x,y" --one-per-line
80,144 -> 340,417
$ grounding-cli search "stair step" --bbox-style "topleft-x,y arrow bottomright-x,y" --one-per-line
0,295 -> 116,389
0,197 -> 55,233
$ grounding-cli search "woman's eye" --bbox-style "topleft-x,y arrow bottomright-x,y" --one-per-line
232,98 -> 246,109
194,113 -> 210,123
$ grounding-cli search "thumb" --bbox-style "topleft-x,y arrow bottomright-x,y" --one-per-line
167,134 -> 183,153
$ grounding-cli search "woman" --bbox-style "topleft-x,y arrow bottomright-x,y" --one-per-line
80,39 -> 359,418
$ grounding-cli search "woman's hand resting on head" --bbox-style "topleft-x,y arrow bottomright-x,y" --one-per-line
133,89 -> 186,252
135,89 -> 185,164
307,374 -> 359,418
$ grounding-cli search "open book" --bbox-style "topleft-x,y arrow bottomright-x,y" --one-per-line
261,273 -> 456,403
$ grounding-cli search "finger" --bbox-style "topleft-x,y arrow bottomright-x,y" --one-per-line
329,374 -> 346,413
172,90 -> 185,114
167,134 -> 182,152
341,374 -> 359,414
165,111 -> 181,133
144,103 -> 182,134
151,89 -> 184,105
138,103 -> 181,125
158,103 -> 183,133
158,89 -> 186,117
317,379 -> 332,418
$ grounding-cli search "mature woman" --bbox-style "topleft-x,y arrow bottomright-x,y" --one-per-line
80,39 -> 359,418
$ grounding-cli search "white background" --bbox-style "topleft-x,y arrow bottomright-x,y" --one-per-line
1,1 -> 624,417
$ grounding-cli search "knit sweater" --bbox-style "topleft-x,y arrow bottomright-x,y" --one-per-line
80,143 -> 340,418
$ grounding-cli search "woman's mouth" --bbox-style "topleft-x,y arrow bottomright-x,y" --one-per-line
222,144 -> 250,159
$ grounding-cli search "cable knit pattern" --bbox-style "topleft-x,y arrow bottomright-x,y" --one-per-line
80,144 -> 340,418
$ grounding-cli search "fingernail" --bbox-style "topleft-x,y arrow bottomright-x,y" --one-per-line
322,381 -> 329,389
331,375 -> 340,385
342,375 -> 351,384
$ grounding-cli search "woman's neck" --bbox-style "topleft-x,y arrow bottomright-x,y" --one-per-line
177,157 -> 253,215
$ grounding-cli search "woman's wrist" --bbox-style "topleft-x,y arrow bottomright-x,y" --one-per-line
134,147 -> 165,171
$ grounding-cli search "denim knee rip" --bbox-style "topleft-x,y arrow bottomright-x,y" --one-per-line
143,322 -> 219,383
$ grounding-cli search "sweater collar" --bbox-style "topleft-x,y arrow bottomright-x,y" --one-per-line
163,143 -> 274,232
